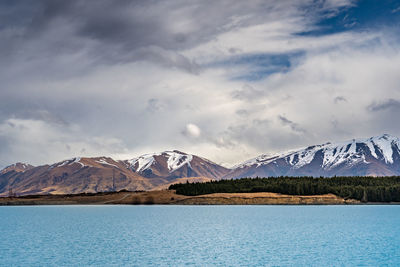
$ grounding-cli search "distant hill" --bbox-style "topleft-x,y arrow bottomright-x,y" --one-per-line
0,157 -> 151,196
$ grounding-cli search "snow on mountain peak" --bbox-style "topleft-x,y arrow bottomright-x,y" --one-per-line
128,153 -> 159,172
95,158 -> 119,168
369,134 -> 399,164
166,151 -> 193,171
233,153 -> 279,169
47,157 -> 92,170
238,134 -> 400,170
128,150 -> 193,173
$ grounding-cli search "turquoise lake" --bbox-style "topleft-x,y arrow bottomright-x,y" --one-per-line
0,205 -> 399,266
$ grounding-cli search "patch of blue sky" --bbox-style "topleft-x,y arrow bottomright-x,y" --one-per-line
210,52 -> 304,81
232,65 -> 290,81
299,0 -> 400,36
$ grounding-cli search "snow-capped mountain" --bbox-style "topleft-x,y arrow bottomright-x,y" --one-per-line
225,134 -> 400,178
125,150 -> 229,181
0,152 -> 229,196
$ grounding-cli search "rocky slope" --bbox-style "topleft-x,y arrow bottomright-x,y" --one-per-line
0,157 -> 152,196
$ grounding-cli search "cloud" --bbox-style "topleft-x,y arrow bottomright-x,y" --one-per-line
0,118 -> 128,167
367,99 -> 400,112
334,96 -> 347,104
235,109 -> 249,117
232,84 -> 264,101
0,0 -> 400,169
183,123 -> 201,138
392,7 -> 400,14
278,115 -> 306,134
146,98 -> 165,113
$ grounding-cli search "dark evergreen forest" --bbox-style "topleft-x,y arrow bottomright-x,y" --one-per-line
169,177 -> 400,202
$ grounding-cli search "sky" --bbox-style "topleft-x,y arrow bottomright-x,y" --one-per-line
1,0 -> 400,168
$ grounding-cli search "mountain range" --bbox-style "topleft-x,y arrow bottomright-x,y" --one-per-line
2,134 -> 400,196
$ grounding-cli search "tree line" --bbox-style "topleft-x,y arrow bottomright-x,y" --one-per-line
169,176 -> 400,202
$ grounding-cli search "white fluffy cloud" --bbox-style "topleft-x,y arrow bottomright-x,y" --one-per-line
184,124 -> 201,138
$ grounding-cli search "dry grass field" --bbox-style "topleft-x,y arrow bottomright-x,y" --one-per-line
0,190 -> 359,205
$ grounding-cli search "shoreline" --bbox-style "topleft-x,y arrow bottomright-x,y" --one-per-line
0,190 -> 378,205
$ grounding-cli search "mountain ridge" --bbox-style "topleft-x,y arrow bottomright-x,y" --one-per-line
224,133 -> 400,178
0,151 -> 229,196
2,134 -> 400,196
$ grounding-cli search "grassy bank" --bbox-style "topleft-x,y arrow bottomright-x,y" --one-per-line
0,190 -> 357,205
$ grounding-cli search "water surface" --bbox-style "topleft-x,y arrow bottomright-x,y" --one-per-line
0,205 -> 399,266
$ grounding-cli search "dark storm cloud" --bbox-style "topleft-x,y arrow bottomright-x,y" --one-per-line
0,1 -> 261,76
3,0 -> 348,69
0,0 -> 356,76
0,1 -> 250,60
367,99 -> 400,112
